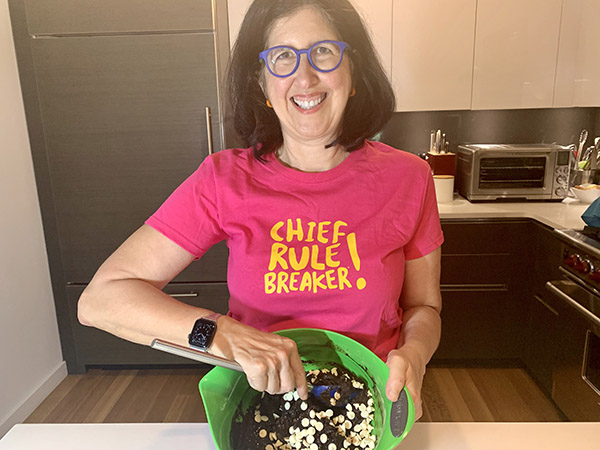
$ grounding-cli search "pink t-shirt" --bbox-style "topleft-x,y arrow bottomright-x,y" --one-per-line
146,141 -> 443,359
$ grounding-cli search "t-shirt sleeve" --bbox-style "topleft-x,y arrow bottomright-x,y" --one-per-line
145,157 -> 227,259
404,170 -> 444,260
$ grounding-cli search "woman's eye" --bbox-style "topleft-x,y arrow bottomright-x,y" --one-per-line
315,46 -> 334,55
273,49 -> 295,62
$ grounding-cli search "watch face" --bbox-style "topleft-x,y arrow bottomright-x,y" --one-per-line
188,318 -> 217,350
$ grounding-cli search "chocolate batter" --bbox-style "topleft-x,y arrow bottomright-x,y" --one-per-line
230,365 -> 377,450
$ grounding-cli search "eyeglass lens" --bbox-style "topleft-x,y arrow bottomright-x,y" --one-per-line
266,41 -> 343,77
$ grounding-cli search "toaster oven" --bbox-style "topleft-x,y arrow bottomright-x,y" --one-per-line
455,144 -> 571,201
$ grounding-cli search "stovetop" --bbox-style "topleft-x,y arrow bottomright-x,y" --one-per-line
556,228 -> 600,258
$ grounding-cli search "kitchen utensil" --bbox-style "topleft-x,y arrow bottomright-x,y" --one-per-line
577,129 -> 589,161
429,130 -> 436,153
198,328 -> 415,450
151,338 -> 354,406
435,129 -> 442,153
591,141 -> 598,173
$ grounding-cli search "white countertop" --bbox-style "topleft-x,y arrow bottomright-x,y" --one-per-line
1,422 -> 599,450
438,195 -> 590,230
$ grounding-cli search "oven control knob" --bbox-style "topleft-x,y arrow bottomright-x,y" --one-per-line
581,259 -> 594,274
565,254 -> 581,268
589,270 -> 600,282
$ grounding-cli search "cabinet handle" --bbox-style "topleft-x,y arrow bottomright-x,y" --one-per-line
533,294 -> 559,317
545,281 -> 600,328
205,106 -> 214,155
170,292 -> 199,298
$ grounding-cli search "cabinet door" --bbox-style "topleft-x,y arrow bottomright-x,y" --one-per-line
32,34 -> 225,283
351,0 -> 393,80
523,293 -> 560,394
66,283 -> 230,373
436,289 -> 512,359
436,220 -> 531,360
392,0 -> 476,111
227,0 -> 393,79
472,0 -> 562,110
24,0 -> 213,35
554,0 -> 600,107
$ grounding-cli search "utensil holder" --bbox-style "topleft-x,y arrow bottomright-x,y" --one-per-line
572,169 -> 597,187
425,152 -> 455,176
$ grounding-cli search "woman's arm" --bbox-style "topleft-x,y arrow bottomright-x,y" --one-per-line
78,224 -> 308,398
78,224 -> 204,346
385,247 -> 442,419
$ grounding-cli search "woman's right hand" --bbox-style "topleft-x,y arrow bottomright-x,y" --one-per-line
210,316 -> 309,400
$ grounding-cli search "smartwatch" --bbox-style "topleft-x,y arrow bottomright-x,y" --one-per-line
188,313 -> 221,351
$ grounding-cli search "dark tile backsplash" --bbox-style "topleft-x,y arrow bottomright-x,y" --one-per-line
380,107 -> 599,155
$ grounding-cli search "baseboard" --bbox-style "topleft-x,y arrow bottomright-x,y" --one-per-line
0,361 -> 67,439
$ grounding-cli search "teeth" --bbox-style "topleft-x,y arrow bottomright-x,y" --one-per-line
293,94 -> 325,110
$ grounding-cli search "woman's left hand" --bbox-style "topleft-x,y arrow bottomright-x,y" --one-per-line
385,345 -> 426,420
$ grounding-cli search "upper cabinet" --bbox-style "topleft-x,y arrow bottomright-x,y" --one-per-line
392,0 -> 476,112
555,0 -> 600,107
225,0 -> 598,110
226,0 -> 393,78
351,0 -> 393,80
24,0 -> 213,34
471,0 -> 562,110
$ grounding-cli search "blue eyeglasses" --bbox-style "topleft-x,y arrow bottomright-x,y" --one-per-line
259,40 -> 350,78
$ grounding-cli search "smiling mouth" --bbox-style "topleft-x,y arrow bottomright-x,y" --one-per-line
291,93 -> 327,110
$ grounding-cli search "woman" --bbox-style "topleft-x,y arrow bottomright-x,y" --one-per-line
78,0 -> 443,420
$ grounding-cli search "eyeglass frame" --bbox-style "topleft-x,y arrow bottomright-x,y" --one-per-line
258,40 -> 351,78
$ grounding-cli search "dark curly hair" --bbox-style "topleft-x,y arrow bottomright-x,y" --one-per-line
226,0 -> 395,160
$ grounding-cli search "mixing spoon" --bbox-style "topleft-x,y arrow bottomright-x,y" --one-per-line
151,338 -> 351,404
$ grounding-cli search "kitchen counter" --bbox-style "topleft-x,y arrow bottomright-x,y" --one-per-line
1,422 -> 598,449
438,195 -> 589,230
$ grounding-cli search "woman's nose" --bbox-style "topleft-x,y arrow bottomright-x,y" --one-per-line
293,54 -> 319,86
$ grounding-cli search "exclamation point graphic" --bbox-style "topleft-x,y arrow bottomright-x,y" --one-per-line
347,233 -> 366,290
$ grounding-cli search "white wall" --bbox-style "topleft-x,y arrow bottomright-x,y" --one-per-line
0,0 -> 66,438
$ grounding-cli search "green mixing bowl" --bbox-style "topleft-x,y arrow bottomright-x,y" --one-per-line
198,328 -> 415,450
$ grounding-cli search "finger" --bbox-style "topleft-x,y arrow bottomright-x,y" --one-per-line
289,349 -> 308,400
264,352 -> 282,395
246,373 -> 267,393
386,359 -> 407,402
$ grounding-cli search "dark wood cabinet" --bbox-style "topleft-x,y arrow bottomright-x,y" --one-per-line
23,0 -> 213,34
9,0 -> 231,373
522,222 -> 562,395
524,293 -> 560,394
31,33 -> 223,283
435,219 -> 532,361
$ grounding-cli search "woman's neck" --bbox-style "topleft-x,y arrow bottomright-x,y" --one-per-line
276,140 -> 348,173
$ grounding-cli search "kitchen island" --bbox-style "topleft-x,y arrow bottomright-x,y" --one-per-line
438,195 -> 589,230
1,422 -> 598,449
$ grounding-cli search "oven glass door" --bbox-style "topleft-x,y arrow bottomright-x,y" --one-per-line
478,155 -> 548,189
584,330 -> 600,395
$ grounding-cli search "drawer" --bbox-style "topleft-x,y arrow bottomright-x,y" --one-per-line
65,282 -> 229,373
434,288 -> 520,360
441,220 -> 530,255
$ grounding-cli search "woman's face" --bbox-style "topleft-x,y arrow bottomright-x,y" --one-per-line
261,7 -> 353,146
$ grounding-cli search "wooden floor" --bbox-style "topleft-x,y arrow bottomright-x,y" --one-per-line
25,366 -> 565,424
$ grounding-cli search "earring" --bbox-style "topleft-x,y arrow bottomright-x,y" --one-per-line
349,88 -> 356,97
266,99 -> 273,108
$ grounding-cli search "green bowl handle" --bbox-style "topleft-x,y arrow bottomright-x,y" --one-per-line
389,388 -> 415,438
